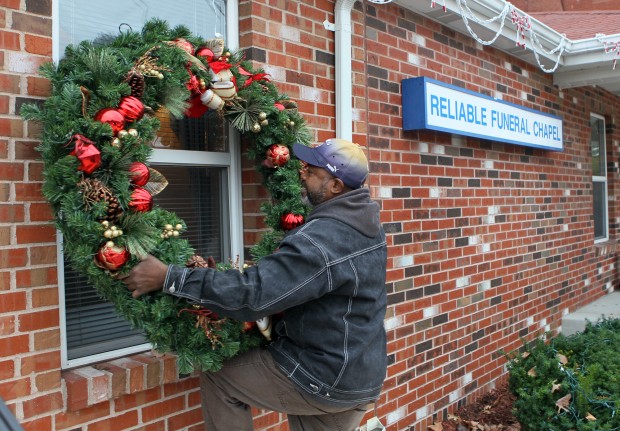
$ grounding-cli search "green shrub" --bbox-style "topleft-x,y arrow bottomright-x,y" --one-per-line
506,318 -> 620,431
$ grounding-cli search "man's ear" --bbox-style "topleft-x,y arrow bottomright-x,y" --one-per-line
329,177 -> 347,194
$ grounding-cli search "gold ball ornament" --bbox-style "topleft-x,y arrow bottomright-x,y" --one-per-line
258,112 -> 267,121
252,123 -> 261,133
106,241 -> 115,248
112,138 -> 121,148
175,224 -> 183,231
128,128 -> 138,137
260,119 -> 269,127
118,130 -> 129,139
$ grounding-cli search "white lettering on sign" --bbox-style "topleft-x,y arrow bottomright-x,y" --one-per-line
402,77 -> 563,151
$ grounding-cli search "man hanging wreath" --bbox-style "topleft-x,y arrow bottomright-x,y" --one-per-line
21,19 -> 313,374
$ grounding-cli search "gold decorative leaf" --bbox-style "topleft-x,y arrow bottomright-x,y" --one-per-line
204,37 -> 225,57
527,367 -> 537,377
585,413 -> 597,421
557,353 -> 568,365
144,168 -> 168,196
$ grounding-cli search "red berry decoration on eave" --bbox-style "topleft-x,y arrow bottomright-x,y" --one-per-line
94,108 -> 125,136
266,144 -> 290,168
280,213 -> 304,231
96,244 -> 130,271
118,96 -> 145,123
128,187 -> 153,212
129,162 -> 150,187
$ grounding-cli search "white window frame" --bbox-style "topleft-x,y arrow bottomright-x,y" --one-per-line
591,113 -> 609,244
54,0 -> 243,369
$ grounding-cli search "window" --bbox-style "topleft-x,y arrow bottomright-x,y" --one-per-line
56,0 -> 243,369
590,113 -> 608,242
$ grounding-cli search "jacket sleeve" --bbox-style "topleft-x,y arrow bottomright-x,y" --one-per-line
162,227 -> 333,321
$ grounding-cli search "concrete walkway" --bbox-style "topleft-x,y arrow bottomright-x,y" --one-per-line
561,291 -> 620,335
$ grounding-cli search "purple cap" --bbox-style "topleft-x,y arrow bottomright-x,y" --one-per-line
293,139 -> 369,189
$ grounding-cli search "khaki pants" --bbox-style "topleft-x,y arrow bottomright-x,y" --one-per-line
199,347 -> 369,431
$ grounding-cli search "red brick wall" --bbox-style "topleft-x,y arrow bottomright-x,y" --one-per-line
1,0 -> 618,430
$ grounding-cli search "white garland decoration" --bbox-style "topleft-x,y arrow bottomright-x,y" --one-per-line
453,0 -> 565,73
456,0 -> 511,46
528,19 -> 566,73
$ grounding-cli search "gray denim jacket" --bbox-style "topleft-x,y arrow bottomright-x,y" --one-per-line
164,188 -> 388,406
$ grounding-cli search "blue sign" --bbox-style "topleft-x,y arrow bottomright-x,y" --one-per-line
402,77 -> 563,151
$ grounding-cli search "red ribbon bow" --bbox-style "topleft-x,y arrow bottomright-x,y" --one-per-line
238,67 -> 271,88
68,134 -> 101,174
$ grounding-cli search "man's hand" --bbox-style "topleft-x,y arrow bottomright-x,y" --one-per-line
119,254 -> 169,298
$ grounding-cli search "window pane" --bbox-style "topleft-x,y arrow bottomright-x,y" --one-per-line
65,264 -> 146,360
59,0 -> 227,55
593,181 -> 607,240
154,165 -> 230,262
590,116 -> 605,176
151,109 -> 229,152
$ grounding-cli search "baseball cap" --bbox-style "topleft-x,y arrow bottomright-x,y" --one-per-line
293,139 -> 369,189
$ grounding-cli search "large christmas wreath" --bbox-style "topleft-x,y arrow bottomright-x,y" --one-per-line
21,19 -> 312,374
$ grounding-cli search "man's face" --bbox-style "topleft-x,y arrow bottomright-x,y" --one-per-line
299,163 -> 336,207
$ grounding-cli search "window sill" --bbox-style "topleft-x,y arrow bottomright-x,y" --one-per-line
594,239 -> 618,256
62,351 -> 184,411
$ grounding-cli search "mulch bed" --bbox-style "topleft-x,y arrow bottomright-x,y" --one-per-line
433,382 -> 521,431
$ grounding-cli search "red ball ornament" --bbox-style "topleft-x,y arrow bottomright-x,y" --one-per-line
94,108 -> 125,136
118,96 -> 145,123
128,187 -> 153,212
96,244 -> 130,271
129,162 -> 150,187
243,321 -> 257,332
173,38 -> 195,55
195,46 -> 215,62
266,144 -> 290,168
280,213 -> 304,231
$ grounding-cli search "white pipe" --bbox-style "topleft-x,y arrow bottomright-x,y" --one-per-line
334,0 -> 358,141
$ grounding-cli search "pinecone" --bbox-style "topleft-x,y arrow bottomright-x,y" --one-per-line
79,178 -> 123,223
186,255 -> 217,268
125,71 -> 145,99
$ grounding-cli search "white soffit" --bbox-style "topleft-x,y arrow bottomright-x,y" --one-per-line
393,0 -> 620,97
